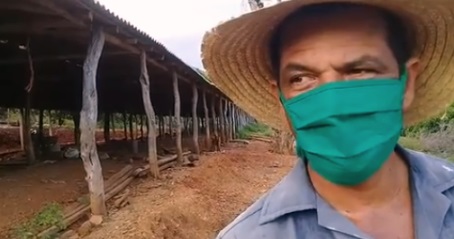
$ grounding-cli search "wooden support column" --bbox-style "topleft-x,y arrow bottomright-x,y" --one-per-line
24,37 -> 35,163
72,112 -> 81,147
173,72 -> 183,163
211,96 -> 220,151
140,115 -> 144,140
224,101 -> 231,141
110,114 -> 115,135
202,91 -> 210,150
103,112 -> 110,143
139,50 -> 159,178
231,104 -> 237,139
79,25 -> 106,216
122,112 -> 128,140
229,102 -> 235,139
128,114 -> 134,140
191,83 -> 200,155
218,98 -> 226,144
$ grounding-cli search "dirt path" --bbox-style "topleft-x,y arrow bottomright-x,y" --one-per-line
87,141 -> 295,239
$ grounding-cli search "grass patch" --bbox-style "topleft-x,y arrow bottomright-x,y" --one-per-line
15,202 -> 65,239
237,122 -> 273,139
398,136 -> 424,151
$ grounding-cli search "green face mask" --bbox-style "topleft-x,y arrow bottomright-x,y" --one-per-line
280,72 -> 407,186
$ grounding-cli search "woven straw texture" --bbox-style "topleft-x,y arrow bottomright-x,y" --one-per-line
201,0 -> 454,131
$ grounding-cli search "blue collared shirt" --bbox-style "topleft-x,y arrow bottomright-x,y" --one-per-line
216,147 -> 454,239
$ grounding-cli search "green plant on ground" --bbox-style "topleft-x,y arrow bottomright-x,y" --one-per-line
237,122 -> 273,139
398,136 -> 424,151
15,202 -> 65,239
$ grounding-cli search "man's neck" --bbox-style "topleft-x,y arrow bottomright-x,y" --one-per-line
308,152 -> 410,213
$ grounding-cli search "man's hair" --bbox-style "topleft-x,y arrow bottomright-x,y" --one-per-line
269,2 -> 413,78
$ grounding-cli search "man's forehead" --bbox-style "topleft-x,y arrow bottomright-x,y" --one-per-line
279,4 -> 388,43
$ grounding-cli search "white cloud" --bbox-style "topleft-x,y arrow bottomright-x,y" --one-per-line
97,0 -> 244,67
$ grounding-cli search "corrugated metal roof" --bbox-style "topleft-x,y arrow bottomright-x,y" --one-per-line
78,0 -> 221,92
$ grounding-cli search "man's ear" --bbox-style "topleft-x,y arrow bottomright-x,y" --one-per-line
269,80 -> 280,100
403,58 -> 420,112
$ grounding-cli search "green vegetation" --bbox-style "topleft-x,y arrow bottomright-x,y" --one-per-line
15,203 -> 65,239
400,103 -> 454,161
237,122 -> 274,139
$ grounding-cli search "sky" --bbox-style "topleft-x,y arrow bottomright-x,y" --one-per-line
96,0 -> 246,69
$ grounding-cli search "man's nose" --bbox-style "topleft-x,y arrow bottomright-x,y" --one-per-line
319,71 -> 344,85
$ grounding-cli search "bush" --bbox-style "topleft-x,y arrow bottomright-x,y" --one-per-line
237,122 -> 273,139
398,137 -> 424,151
419,123 -> 454,158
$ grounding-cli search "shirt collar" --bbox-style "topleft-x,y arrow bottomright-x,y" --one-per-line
259,145 -> 454,226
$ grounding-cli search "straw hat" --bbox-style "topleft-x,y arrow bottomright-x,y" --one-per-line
201,0 -> 454,131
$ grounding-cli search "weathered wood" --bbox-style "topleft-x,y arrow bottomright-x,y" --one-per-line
191,83 -> 200,155
24,38 -> 36,163
103,112 -> 110,143
128,113 -> 134,140
173,72 -> 183,164
223,100 -> 232,142
122,112 -> 128,140
231,104 -> 237,139
218,98 -> 226,144
211,95 -> 218,137
18,109 -> 24,150
48,110 -> 53,136
79,25 -> 106,216
72,112 -> 81,147
139,50 -> 159,178
202,91 -> 211,150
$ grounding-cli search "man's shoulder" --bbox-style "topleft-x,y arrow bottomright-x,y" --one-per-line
405,149 -> 454,191
216,192 -> 266,239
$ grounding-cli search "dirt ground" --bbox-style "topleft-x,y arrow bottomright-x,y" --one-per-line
0,127 -> 206,238
0,126 -> 294,239
86,141 -> 295,239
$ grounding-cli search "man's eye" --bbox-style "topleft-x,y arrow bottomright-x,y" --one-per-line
350,69 -> 378,75
289,75 -> 315,84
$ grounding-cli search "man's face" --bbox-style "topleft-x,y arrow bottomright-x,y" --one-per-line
276,6 -> 420,123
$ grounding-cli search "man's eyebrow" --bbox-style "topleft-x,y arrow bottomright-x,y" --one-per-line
282,63 -> 319,73
342,55 -> 388,70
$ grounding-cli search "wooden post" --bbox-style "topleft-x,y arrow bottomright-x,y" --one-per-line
24,37 -> 36,163
48,110 -> 53,136
173,72 -> 183,164
139,50 -> 159,178
191,83 -> 200,155
140,115 -> 144,140
122,112 -> 128,140
72,112 -> 81,147
231,104 -> 236,139
224,100 -> 231,141
128,114 -> 134,140
19,109 -> 24,150
218,98 -> 226,144
103,112 -> 110,143
202,91 -> 210,149
110,114 -> 115,135
79,25 -> 106,216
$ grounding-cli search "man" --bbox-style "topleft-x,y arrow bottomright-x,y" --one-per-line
202,1 -> 454,239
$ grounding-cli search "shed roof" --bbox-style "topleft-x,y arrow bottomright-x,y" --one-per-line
0,0 -> 228,116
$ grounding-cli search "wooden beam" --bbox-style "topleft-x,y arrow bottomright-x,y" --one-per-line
173,71 -> 183,164
35,0 -> 218,94
0,2 -> 55,15
0,51 -> 131,65
79,24 -> 106,216
0,20 -> 74,33
139,50 -> 159,178
191,83 -> 200,155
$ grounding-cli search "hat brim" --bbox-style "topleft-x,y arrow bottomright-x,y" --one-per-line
202,0 -> 454,131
